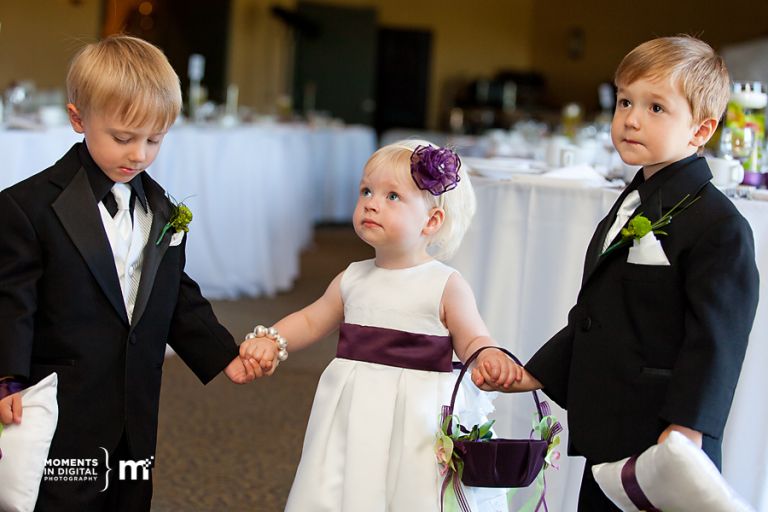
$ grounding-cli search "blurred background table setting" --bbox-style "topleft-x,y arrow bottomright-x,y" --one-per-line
0,68 -> 377,300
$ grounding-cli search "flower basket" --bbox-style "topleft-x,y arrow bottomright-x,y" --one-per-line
442,346 -> 555,489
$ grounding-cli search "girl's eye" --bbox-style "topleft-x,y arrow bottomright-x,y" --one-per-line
387,192 -> 399,201
618,98 -> 631,108
148,139 -> 160,145
651,104 -> 664,113
360,187 -> 372,197
114,137 -> 130,144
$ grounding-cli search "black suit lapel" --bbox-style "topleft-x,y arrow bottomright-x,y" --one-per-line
582,174 -> 643,282
52,167 -> 129,322
581,156 -> 712,287
130,175 -> 172,329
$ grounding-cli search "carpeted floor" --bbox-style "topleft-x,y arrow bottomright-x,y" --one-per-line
151,226 -> 373,512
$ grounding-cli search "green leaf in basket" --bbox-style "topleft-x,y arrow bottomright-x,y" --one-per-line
478,419 -> 495,439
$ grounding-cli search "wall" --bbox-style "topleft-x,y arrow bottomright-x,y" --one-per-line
228,0 -> 534,128
0,0 -> 101,93
530,0 -> 768,113
6,1 -> 764,129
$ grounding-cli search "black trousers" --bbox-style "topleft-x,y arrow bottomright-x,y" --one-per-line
577,461 -> 622,512
35,430 -> 153,512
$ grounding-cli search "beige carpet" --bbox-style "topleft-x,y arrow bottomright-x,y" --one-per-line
151,226 -> 373,512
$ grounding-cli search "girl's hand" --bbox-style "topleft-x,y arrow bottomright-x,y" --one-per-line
471,349 -> 523,391
239,337 -> 279,375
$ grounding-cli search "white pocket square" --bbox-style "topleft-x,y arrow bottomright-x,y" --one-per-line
169,231 -> 184,247
627,232 -> 670,266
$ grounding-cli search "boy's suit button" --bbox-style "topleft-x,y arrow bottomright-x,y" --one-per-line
581,317 -> 592,331
129,333 -> 137,345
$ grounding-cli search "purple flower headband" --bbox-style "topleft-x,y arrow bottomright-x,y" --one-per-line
410,145 -> 461,196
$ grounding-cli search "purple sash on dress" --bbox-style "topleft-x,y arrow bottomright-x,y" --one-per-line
337,322 -> 454,372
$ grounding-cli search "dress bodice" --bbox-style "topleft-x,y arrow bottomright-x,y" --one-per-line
340,258 -> 457,336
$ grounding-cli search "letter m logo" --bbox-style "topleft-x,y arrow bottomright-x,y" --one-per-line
119,460 -> 150,481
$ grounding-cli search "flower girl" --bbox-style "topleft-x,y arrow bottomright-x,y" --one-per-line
241,140 -> 518,511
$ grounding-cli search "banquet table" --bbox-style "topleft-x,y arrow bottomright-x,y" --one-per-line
449,174 -> 768,511
0,122 -> 375,299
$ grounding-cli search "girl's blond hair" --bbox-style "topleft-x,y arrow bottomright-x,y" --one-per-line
67,35 -> 181,131
363,139 -> 476,260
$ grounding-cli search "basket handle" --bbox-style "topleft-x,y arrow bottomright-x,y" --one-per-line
447,346 -> 545,434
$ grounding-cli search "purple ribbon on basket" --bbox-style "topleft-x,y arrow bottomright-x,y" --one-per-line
439,405 -> 473,512
538,401 -> 563,445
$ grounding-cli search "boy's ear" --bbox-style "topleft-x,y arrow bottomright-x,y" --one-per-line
67,104 -> 85,133
422,207 -> 445,236
691,117 -> 718,147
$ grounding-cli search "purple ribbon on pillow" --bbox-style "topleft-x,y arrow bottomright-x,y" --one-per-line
620,455 -> 662,512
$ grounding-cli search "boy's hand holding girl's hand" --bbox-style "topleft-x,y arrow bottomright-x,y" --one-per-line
223,336 -> 279,384
238,337 -> 279,377
471,349 -> 522,391
471,350 -> 542,393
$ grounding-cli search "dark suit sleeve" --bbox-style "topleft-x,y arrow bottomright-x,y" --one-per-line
524,307 -> 579,409
0,190 -> 41,379
660,214 -> 759,438
166,236 -> 238,384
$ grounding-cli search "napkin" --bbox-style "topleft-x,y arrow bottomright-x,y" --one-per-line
541,164 -> 610,186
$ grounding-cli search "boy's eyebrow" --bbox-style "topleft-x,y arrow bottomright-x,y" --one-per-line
110,127 -> 166,137
646,91 -> 672,103
615,87 -> 671,104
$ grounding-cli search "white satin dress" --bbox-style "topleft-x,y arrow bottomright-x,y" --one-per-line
284,259 -> 508,511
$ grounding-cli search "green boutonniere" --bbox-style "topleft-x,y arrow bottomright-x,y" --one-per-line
602,193 -> 700,256
156,196 -> 193,245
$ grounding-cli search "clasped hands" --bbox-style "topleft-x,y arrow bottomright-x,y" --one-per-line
226,331 -> 282,385
469,349 -> 525,392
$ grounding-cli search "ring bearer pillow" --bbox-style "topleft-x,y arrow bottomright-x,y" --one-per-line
0,373 -> 59,512
592,430 -> 754,512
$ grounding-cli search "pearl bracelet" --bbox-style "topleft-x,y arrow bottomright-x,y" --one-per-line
245,325 -> 288,362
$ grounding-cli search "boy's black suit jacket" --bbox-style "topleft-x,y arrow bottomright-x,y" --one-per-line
0,143 -> 238,461
526,155 -> 759,467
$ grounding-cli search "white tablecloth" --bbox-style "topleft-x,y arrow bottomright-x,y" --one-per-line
449,175 -> 768,511
0,123 -> 375,299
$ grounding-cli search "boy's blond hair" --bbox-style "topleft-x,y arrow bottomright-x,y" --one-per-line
67,35 -> 181,131
615,35 -> 730,123
363,139 -> 476,261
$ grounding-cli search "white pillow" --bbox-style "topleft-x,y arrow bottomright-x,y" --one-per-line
592,431 -> 754,512
0,373 -> 59,512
